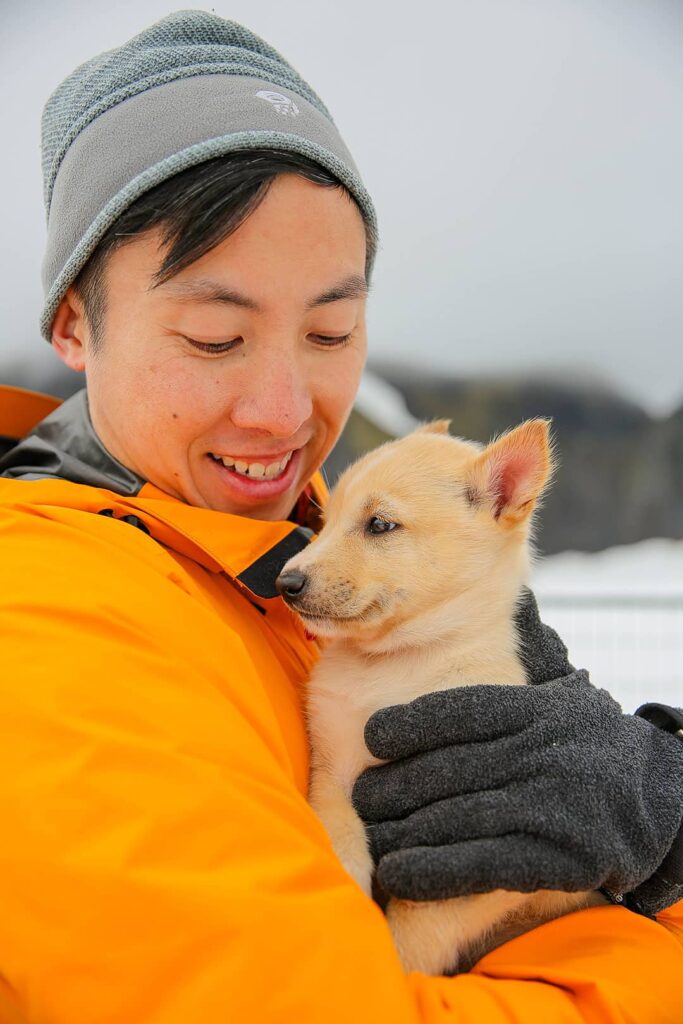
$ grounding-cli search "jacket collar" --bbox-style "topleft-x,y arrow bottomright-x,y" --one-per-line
0,385 -> 327,600
0,388 -> 146,494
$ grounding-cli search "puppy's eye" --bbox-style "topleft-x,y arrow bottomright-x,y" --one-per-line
367,516 -> 399,535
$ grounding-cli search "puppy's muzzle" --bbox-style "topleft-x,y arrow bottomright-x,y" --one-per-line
275,569 -> 309,606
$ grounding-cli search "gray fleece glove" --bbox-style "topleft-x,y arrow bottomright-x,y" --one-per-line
351,590 -> 683,914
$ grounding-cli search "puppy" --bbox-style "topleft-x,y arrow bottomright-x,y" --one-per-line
276,419 -> 596,975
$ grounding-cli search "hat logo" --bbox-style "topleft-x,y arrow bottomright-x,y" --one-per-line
255,90 -> 300,118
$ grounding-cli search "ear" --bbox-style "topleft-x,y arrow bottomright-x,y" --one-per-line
414,419 -> 451,436
466,419 -> 554,527
51,287 -> 88,372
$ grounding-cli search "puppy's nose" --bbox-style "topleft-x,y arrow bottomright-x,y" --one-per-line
275,569 -> 309,601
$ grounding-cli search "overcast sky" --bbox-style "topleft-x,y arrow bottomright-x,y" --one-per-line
2,0 -> 681,413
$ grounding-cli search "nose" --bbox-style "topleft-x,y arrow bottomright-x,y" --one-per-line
230,348 -> 313,436
276,569 -> 309,601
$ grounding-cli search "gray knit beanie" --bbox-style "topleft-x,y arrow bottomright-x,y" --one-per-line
40,9 -> 377,340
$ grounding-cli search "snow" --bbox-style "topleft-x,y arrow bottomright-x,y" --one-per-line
533,538 -> 683,598
532,540 -> 683,712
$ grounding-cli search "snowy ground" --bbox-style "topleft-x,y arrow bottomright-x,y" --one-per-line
532,540 -> 683,712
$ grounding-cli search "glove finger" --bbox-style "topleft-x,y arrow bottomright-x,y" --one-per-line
352,739 -> 535,822
364,671 -> 601,762
363,685 -> 535,761
376,835 -> 592,901
369,785 -> 530,860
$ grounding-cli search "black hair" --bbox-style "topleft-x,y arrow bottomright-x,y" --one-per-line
73,149 -> 376,348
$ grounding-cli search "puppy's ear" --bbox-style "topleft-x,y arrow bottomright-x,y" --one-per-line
466,419 -> 554,527
414,419 -> 451,436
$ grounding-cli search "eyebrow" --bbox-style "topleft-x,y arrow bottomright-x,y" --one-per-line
156,273 -> 369,311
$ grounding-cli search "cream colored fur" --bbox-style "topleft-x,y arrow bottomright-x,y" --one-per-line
280,419 -> 596,976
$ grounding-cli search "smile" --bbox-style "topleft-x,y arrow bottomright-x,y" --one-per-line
206,446 -> 302,502
209,450 -> 294,480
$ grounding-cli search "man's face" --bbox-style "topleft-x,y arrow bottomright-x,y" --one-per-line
56,174 -> 368,520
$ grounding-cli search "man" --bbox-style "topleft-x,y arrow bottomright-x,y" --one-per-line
0,11 -> 681,1023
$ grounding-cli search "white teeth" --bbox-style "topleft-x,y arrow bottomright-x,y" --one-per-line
213,450 -> 294,479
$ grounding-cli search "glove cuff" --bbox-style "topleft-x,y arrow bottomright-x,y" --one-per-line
635,703 -> 683,735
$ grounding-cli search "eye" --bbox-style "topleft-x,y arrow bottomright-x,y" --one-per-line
366,516 -> 399,535
309,332 -> 353,348
183,336 -> 242,354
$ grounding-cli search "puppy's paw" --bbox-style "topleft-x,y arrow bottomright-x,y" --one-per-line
343,851 -> 374,897
324,816 -> 375,897
309,768 -> 376,899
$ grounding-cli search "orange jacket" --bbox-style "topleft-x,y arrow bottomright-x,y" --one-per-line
0,384 -> 681,1024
